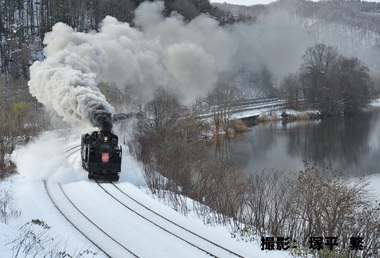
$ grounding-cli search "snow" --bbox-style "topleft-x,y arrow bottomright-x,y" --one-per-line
3,102 -> 380,257
371,98 -> 380,107
1,126 -> 290,258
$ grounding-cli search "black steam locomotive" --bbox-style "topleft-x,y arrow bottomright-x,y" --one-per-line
81,130 -> 122,182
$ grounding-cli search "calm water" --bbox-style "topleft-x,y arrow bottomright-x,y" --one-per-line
225,106 -> 380,177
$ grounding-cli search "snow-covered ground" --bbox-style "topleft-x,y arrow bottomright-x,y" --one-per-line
0,124 -> 291,258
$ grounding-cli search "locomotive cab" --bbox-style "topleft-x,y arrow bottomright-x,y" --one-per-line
81,130 -> 122,182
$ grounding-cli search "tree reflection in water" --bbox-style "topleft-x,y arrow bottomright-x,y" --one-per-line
227,107 -> 380,177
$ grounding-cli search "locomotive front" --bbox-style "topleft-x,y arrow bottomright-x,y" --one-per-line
81,130 -> 122,182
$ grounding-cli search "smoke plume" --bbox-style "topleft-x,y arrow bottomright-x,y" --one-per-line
28,1 -> 315,129
28,23 -> 114,131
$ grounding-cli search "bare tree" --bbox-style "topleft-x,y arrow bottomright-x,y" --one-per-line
206,82 -> 241,138
140,88 -> 185,141
280,72 -> 303,107
134,89 -> 209,195
289,44 -> 372,115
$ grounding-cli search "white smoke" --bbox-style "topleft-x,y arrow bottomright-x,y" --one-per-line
11,131 -> 87,183
28,23 -> 114,131
28,1 -> 314,129
230,8 -> 314,79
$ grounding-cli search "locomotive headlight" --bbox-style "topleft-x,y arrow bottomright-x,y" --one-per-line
104,136 -> 108,142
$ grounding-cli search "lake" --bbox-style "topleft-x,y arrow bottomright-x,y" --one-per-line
224,106 -> 380,177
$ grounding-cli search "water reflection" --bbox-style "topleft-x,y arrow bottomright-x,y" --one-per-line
224,107 -> 380,177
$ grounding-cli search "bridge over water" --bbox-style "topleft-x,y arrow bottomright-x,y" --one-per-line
196,98 -> 287,121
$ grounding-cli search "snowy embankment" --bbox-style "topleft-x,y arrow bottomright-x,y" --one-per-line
1,125 -> 289,258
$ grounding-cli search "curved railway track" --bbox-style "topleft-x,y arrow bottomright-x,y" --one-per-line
42,145 -> 138,257
64,144 -> 81,159
98,182 -> 245,258
46,145 -> 246,257
44,181 -> 138,257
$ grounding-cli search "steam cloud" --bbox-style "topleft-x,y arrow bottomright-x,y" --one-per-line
11,131 -> 88,183
28,1 -> 314,130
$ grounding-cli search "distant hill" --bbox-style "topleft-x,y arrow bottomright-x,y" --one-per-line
214,0 -> 380,76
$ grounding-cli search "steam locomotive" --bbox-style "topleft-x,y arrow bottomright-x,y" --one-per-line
81,130 -> 122,182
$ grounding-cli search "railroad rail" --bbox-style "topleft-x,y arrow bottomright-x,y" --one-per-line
97,182 -> 245,258
44,181 -> 138,257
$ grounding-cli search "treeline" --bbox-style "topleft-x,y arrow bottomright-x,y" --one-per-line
0,0 -> 233,82
0,0 -> 243,107
281,44 -> 372,115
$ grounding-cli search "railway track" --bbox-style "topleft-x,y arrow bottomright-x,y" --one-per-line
97,182 -> 245,258
64,144 -> 81,158
44,181 -> 138,257
47,144 -> 247,257
42,146 -> 138,257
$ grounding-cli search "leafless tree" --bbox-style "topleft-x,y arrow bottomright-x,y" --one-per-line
290,44 -> 372,115
280,72 -> 303,107
206,82 -> 241,138
134,89 -> 209,194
